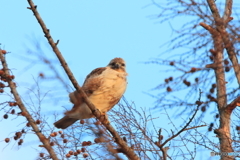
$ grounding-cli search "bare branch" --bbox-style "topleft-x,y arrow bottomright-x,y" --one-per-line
26,0 -> 139,159
0,50 -> 58,160
220,29 -> 240,85
160,147 -> 169,160
206,0 -> 240,85
226,96 -> 240,113
206,0 -> 221,22
159,90 -> 202,148
199,22 -> 218,35
183,125 -> 207,131
223,0 -> 233,23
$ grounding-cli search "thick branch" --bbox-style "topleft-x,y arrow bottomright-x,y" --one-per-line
199,22 -> 218,35
0,50 -> 58,160
206,0 -> 240,85
203,14 -> 234,158
220,29 -> 240,85
223,0 -> 232,24
206,0 -> 221,22
26,1 -> 139,159
225,96 -> 240,113
160,147 -> 169,160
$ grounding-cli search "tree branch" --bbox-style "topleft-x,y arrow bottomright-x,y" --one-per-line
220,29 -> 240,85
225,96 -> 240,113
26,0 -> 139,159
203,4 -> 234,155
223,0 -> 232,24
159,90 -> 202,148
206,0 -> 221,22
183,125 -> 207,131
0,50 -> 58,160
206,0 -> 240,85
199,22 -> 218,35
160,147 -> 169,160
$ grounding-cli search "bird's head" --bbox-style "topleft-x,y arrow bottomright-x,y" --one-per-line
107,57 -> 126,72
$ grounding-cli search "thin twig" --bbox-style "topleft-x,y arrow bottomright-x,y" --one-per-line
183,125 -> 207,131
159,90 -> 202,148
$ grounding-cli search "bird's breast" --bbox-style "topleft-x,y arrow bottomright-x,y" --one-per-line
89,71 -> 127,112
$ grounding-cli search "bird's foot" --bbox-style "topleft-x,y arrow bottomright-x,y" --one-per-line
99,113 -> 110,125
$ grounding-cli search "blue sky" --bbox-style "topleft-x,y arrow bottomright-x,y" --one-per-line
0,0 -> 222,160
1,0 -> 168,105
0,1 -> 168,159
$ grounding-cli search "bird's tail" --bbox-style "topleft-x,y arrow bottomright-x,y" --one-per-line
54,116 -> 78,129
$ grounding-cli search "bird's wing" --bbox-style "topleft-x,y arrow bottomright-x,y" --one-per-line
69,67 -> 106,105
66,67 -> 107,118
82,67 -> 107,96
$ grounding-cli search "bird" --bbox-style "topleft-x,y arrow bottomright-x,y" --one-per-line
54,57 -> 128,129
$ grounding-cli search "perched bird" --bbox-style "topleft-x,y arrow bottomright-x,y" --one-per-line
54,58 -> 128,129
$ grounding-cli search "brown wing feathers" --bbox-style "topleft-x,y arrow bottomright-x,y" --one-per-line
83,67 -> 106,96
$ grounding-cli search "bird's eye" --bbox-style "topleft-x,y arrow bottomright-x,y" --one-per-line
121,63 -> 125,67
110,62 -> 115,66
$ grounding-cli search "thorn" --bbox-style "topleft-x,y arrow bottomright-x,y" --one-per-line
47,29 -> 50,32
209,49 -> 217,56
55,40 -> 59,46
27,7 -> 32,10
34,5 -> 37,9
228,17 -> 233,22
205,63 -> 217,69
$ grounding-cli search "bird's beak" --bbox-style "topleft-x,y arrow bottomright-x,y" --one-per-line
113,63 -> 120,69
